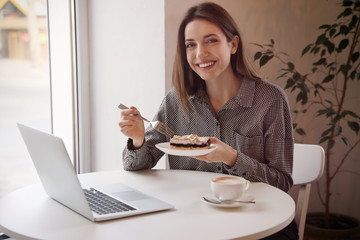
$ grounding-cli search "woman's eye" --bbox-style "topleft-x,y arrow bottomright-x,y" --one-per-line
207,38 -> 218,43
185,43 -> 195,48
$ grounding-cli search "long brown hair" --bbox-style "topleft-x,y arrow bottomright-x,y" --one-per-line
172,2 -> 259,115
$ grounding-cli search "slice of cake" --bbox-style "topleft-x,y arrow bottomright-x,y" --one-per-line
169,134 -> 211,149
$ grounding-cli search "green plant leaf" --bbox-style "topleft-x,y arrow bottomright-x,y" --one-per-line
323,40 -> 335,54
321,49 -> 326,57
285,78 -> 296,89
338,7 -> 352,19
315,83 -> 326,91
350,70 -> 357,80
254,51 -> 262,60
288,62 -> 295,71
327,108 -> 336,117
277,72 -> 288,79
313,58 -> 327,66
340,25 -> 350,35
325,99 -> 333,106
339,64 -> 352,76
342,0 -> 353,7
327,62 -> 335,68
259,55 -> 273,67
348,121 -> 360,134
349,15 -> 358,29
316,33 -> 327,45
319,135 -> 330,144
296,128 -> 306,136
335,126 -> 342,136
355,0 -> 360,7
319,24 -> 332,30
311,46 -> 321,54
329,28 -> 337,37
296,91 -> 308,105
251,43 -> 264,49
338,39 -> 349,51
322,74 -> 335,83
341,135 -> 351,146
334,114 -> 342,123
293,72 -> 301,81
302,44 -> 312,56
317,108 -> 336,117
345,110 -> 360,119
321,126 -> 335,137
328,139 -> 335,149
352,52 -> 359,63
298,82 -> 310,93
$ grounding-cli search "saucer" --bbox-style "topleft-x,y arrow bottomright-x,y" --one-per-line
202,193 -> 255,208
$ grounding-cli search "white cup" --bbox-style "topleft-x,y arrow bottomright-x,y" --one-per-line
210,176 -> 249,201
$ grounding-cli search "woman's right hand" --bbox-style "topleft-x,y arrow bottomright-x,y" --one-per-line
118,106 -> 145,148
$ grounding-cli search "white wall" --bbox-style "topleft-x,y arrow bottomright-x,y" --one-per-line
85,0 -> 166,171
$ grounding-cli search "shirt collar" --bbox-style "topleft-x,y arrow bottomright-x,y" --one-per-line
190,77 -> 255,109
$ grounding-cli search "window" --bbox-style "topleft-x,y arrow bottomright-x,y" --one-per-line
0,0 -> 50,197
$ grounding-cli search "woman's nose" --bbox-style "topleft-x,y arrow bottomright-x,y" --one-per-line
196,44 -> 208,58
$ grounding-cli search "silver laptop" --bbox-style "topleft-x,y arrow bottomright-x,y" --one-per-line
17,123 -> 173,222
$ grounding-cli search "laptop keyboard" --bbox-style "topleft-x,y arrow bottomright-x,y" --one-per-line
83,188 -> 136,215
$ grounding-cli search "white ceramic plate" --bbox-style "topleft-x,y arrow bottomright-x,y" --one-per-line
155,142 -> 217,156
202,193 -> 255,208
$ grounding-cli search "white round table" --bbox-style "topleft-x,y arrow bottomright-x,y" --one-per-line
0,169 -> 295,240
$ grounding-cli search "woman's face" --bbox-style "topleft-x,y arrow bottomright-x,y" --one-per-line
184,19 -> 238,82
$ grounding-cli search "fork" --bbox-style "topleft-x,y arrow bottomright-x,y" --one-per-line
118,104 -> 175,138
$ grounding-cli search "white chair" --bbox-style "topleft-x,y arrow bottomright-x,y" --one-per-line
292,143 -> 325,240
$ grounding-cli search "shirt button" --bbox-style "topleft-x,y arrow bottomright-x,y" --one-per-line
217,166 -> 221,171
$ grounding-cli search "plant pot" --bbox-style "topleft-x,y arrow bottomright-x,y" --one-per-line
304,212 -> 360,240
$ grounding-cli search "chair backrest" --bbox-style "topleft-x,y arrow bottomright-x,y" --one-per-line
293,144 -> 325,185
292,143 -> 325,240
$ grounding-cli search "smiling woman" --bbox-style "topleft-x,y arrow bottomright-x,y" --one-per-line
120,2 -> 297,239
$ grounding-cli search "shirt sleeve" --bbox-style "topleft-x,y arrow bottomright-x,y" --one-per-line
122,108 -> 168,171
224,96 -> 294,192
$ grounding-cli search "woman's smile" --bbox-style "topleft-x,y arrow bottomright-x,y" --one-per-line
198,61 -> 216,69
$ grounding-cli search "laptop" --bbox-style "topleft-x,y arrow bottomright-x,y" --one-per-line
17,123 -> 174,222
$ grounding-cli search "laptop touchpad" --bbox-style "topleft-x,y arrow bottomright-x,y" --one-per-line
112,191 -> 150,201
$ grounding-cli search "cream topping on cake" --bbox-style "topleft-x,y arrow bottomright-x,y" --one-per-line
170,134 -> 209,145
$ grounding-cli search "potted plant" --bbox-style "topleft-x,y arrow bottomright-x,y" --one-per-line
252,0 -> 360,238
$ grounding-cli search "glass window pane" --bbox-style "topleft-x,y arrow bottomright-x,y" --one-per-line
0,0 -> 51,197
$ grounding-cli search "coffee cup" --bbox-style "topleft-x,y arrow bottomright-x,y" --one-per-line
210,176 -> 249,201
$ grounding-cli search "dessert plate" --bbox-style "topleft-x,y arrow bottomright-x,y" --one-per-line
155,142 -> 217,156
202,193 -> 255,208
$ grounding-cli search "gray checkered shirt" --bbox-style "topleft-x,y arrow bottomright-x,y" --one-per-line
123,77 -> 294,192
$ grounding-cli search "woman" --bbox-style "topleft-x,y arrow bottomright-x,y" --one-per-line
119,2 -> 297,239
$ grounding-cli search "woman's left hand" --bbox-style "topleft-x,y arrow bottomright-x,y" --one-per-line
193,137 -> 238,167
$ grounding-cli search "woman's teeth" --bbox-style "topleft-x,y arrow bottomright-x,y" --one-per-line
199,62 -> 215,68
